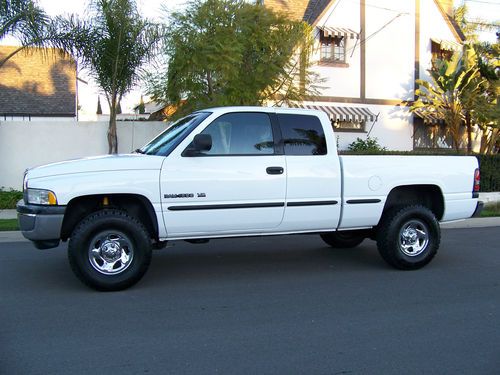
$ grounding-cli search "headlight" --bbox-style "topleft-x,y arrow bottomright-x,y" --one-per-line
27,188 -> 58,205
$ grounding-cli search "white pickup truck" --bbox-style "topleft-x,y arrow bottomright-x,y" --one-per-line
17,107 -> 482,290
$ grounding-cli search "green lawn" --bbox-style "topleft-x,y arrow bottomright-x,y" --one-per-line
481,206 -> 500,217
0,219 -> 19,231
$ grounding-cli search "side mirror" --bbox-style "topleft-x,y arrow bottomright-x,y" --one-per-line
183,133 -> 212,156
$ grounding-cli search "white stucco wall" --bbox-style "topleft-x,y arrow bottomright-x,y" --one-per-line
365,0 -> 415,101
419,0 -> 459,82
302,0 -> 461,153
0,121 -> 167,190
332,104 -> 413,151
313,0 -> 361,98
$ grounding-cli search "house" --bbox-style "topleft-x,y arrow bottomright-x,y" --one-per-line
0,46 -> 77,121
263,0 -> 465,150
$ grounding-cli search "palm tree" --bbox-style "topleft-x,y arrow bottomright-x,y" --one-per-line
0,0 -> 50,68
54,0 -> 160,153
411,46 -> 485,153
473,41 -> 500,154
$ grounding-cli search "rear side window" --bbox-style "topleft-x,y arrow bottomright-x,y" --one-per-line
200,112 -> 274,155
278,114 -> 327,155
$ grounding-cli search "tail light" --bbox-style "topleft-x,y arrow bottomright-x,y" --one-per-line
473,168 -> 480,197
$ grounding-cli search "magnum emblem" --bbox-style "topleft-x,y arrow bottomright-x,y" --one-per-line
164,193 -> 207,199
164,193 -> 194,199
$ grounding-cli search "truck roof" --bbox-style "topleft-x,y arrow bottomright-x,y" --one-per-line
199,106 -> 327,117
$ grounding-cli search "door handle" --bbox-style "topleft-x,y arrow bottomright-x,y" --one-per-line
266,167 -> 284,175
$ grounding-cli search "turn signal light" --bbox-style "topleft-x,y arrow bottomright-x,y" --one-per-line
48,191 -> 57,205
473,168 -> 480,192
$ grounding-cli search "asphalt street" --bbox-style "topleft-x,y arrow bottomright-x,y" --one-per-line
0,227 -> 499,375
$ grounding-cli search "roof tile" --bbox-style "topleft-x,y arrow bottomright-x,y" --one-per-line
0,46 -> 76,116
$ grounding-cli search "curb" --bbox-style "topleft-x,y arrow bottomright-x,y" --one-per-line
440,217 -> 500,229
0,231 -> 26,243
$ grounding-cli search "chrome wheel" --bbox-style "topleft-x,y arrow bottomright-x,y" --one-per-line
398,219 -> 429,257
88,231 -> 134,275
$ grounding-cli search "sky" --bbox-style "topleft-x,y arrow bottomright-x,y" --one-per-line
31,0 -> 189,117
39,0 -> 187,21
2,0 -> 499,117
459,0 -> 499,42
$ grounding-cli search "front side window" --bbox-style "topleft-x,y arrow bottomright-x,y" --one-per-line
320,31 -> 346,64
278,114 -> 327,155
140,112 -> 211,156
200,112 -> 274,155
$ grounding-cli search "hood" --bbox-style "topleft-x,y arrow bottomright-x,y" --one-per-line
27,154 -> 164,180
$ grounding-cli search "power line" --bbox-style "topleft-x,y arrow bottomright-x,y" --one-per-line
343,0 -> 409,14
465,0 -> 500,5
346,12 -> 408,55
310,1 -> 409,58
318,0 -> 343,29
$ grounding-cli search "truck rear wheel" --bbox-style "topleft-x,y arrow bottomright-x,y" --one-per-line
68,209 -> 152,291
376,205 -> 440,270
320,231 -> 365,248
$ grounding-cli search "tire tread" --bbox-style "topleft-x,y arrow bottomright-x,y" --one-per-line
376,205 -> 440,270
68,209 -> 151,291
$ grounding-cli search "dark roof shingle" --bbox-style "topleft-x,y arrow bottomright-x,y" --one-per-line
265,0 -> 333,23
0,46 -> 76,116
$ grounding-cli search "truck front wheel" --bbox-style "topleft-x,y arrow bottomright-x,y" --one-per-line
68,209 -> 152,291
376,205 -> 440,270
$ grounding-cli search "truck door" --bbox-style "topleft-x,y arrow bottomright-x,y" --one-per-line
160,112 -> 286,237
276,113 -> 342,231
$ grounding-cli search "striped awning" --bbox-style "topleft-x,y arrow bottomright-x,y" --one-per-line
319,26 -> 359,39
291,103 -> 376,122
431,38 -> 462,52
413,109 -> 445,124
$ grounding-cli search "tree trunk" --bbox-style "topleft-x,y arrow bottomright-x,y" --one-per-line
206,71 -> 213,100
450,126 -> 461,153
108,99 -> 118,154
465,111 -> 472,154
479,127 -> 489,154
487,128 -> 500,154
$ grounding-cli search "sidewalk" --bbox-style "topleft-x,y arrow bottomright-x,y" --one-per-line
0,209 -> 17,220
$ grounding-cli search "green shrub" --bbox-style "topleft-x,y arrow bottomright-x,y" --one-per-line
476,155 -> 500,192
347,137 -> 387,153
0,189 -> 23,209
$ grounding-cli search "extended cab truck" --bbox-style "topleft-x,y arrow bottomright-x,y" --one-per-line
17,107 -> 482,291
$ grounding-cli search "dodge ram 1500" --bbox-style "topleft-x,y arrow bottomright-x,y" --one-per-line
17,107 -> 482,290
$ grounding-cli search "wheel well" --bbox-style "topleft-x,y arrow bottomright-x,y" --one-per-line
61,194 -> 158,241
383,185 -> 444,221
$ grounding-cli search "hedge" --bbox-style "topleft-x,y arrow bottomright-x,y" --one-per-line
476,155 -> 499,192
340,151 -> 499,192
0,189 -> 23,209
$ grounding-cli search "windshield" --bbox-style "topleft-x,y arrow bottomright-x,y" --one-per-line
139,112 -> 211,156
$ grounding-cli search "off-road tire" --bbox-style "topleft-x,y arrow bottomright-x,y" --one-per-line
376,205 -> 440,270
68,209 -> 152,291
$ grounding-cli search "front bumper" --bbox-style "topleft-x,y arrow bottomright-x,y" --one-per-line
17,200 -> 66,249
